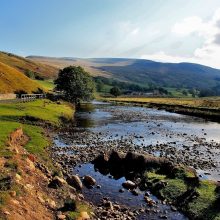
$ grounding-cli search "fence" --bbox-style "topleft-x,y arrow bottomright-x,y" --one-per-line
20,94 -> 46,102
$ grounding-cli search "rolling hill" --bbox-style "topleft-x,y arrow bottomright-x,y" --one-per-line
0,52 -> 58,79
0,61 -> 43,93
27,56 -> 220,90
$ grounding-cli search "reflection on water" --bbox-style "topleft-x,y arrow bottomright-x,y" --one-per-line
74,102 -> 112,128
74,102 -> 220,144
70,101 -> 220,181
74,163 -> 188,220
56,101 -> 220,220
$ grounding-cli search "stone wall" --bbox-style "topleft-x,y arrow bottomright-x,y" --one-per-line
0,93 -> 16,100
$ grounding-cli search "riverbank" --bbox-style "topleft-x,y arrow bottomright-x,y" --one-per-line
1,99 -> 220,219
103,97 -> 220,122
0,99 -> 93,220
52,101 -> 220,220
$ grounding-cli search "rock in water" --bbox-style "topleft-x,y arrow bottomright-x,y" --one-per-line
83,175 -> 96,186
67,175 -> 83,190
122,180 -> 136,189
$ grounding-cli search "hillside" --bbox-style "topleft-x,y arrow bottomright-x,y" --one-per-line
28,56 -> 220,90
0,61 -> 42,93
27,56 -> 112,78
0,52 -> 58,79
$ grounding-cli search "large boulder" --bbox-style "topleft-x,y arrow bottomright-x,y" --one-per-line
108,151 -> 125,165
67,175 -> 83,190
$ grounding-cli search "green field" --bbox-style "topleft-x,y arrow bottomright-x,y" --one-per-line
34,80 -> 55,91
105,96 -> 220,109
0,99 -> 74,159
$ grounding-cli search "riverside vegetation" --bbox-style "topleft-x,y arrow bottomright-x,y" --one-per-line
104,96 -> 220,122
0,99 -> 95,220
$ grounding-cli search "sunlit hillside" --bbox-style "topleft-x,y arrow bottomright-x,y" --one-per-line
0,61 -> 42,93
0,52 -> 58,79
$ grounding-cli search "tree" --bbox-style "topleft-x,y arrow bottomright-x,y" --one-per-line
182,90 -> 188,96
110,86 -> 121,97
54,66 -> 95,104
96,79 -> 105,92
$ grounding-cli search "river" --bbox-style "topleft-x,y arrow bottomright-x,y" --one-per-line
53,101 -> 220,219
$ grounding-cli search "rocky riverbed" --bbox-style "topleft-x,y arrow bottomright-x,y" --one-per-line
51,102 -> 220,219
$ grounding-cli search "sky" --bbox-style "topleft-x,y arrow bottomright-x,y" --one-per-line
1,0 -> 220,68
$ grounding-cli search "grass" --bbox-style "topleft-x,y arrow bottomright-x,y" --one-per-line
166,87 -> 193,97
67,202 -> 92,220
161,178 -> 187,200
23,124 -> 49,161
0,99 -> 73,124
188,181 -> 219,220
146,172 -> 188,201
0,51 -> 58,79
145,170 -> 220,220
0,99 -> 74,159
0,61 -> 42,94
105,96 -> 220,109
34,80 -> 55,91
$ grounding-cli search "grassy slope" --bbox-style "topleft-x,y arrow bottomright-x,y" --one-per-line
0,52 -> 58,79
0,61 -> 43,94
28,56 -> 112,78
0,100 -> 87,219
34,80 -> 55,91
0,100 -> 74,159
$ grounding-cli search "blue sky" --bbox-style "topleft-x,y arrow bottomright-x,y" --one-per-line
1,0 -> 220,67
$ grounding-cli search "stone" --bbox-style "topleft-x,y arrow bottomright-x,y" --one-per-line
104,201 -> 114,211
171,205 -> 177,211
57,214 -> 66,219
67,175 -> 83,190
131,189 -> 139,196
46,199 -> 57,209
78,211 -> 90,220
122,180 -> 136,189
83,175 -> 96,186
119,188 -> 125,193
48,176 -> 66,189
9,191 -> 16,197
3,211 -> 10,215
26,158 -> 35,171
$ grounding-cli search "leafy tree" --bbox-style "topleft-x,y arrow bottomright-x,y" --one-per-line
96,79 -> 105,92
199,89 -> 215,97
110,86 -> 121,97
54,66 -> 95,104
182,90 -> 188,96
25,70 -> 35,79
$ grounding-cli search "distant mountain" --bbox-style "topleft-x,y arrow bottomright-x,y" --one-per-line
28,56 -> 220,90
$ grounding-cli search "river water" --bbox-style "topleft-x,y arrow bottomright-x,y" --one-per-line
54,101 -> 220,219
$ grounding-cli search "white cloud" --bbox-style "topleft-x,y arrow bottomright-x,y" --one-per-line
142,8 -> 220,68
131,28 -> 140,35
172,16 -> 203,36
141,51 -> 189,63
